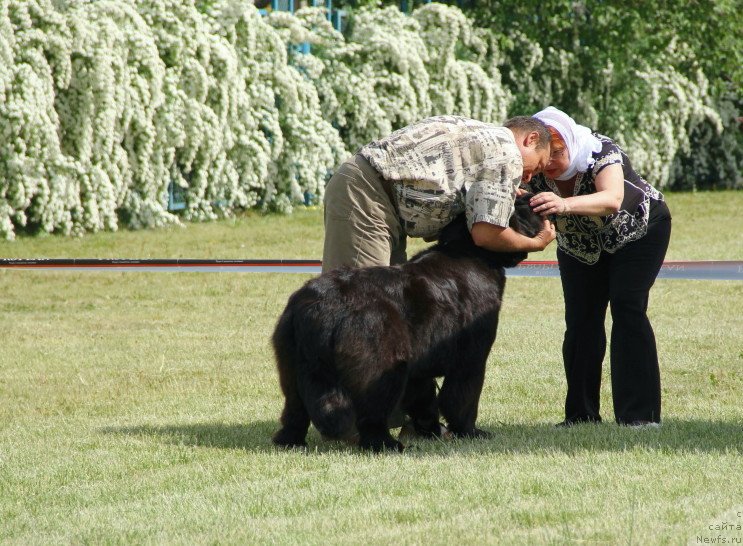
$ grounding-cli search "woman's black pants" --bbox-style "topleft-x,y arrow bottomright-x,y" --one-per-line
557,210 -> 672,424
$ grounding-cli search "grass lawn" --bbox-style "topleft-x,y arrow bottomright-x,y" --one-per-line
1,191 -> 742,544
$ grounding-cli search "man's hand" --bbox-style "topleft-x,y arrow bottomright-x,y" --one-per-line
531,218 -> 556,251
471,218 -> 555,253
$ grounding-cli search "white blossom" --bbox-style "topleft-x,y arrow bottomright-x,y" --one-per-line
0,0 -> 724,239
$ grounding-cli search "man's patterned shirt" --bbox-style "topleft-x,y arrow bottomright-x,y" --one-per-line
360,115 -> 523,239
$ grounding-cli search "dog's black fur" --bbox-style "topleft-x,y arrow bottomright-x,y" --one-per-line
272,194 -> 543,451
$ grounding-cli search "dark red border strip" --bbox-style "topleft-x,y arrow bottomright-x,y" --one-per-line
0,259 -> 322,268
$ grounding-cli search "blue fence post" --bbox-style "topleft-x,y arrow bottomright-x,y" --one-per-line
167,182 -> 187,211
312,0 -> 333,21
271,0 -> 293,11
332,9 -> 346,32
271,0 -> 295,11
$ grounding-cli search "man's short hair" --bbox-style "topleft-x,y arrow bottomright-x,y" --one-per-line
504,116 -> 552,150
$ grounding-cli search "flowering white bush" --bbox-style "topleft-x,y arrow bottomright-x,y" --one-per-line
599,39 -> 722,188
280,4 -> 512,148
0,0 -> 346,238
413,3 -> 509,123
287,7 -> 392,152
0,1 -> 726,239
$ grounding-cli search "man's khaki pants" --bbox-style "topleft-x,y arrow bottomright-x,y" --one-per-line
322,154 -> 406,273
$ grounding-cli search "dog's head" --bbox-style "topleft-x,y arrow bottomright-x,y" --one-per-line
500,192 -> 544,267
511,192 -> 543,238
435,192 -> 543,268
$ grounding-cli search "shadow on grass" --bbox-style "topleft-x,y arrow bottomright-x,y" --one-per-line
100,421 -> 279,451
101,418 -> 743,455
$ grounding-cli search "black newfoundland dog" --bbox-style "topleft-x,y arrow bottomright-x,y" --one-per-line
272,194 -> 543,452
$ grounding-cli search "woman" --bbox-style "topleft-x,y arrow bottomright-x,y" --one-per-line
527,106 -> 672,427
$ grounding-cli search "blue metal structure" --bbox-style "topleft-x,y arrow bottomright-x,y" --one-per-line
260,0 -> 346,31
273,0 -> 294,11
167,182 -> 187,211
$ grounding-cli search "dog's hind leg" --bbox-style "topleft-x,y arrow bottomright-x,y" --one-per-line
272,308 -> 312,448
272,362 -> 312,448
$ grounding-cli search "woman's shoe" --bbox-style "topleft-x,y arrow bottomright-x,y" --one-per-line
622,420 -> 661,428
555,417 -> 601,428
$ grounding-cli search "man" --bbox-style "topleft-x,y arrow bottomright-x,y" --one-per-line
322,115 -> 555,272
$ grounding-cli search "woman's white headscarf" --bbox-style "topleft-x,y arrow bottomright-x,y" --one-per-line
533,106 -> 602,181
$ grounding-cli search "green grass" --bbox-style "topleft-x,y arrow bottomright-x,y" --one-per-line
1,191 -> 742,544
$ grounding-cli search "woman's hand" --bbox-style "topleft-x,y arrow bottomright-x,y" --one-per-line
530,192 -> 569,217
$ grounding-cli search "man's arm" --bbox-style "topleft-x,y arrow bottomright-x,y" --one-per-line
470,219 -> 556,252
